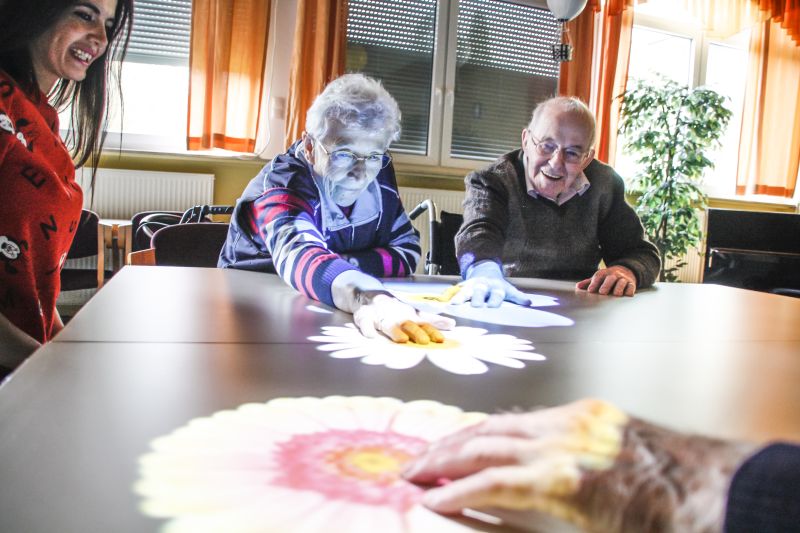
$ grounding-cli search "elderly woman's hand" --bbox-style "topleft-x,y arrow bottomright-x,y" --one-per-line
354,293 -> 454,344
331,271 -> 455,344
403,399 -> 755,533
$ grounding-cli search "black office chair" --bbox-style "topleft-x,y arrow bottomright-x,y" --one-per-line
408,200 -> 463,275
151,222 -> 230,267
703,208 -> 800,294
60,209 -> 112,291
131,210 -> 183,252
131,205 -> 233,253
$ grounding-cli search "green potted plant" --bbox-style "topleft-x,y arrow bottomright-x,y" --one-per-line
618,76 -> 732,282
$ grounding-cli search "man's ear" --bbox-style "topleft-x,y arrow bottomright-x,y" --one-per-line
301,132 -> 315,163
521,128 -> 529,149
581,148 -> 595,170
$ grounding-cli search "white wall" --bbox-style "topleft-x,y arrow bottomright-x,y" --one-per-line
258,0 -> 299,158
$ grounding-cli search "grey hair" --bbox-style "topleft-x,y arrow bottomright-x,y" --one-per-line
528,96 -> 597,148
305,73 -> 402,143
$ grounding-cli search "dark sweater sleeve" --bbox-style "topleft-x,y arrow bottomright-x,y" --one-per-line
597,171 -> 661,288
455,166 -> 510,276
724,443 -> 800,532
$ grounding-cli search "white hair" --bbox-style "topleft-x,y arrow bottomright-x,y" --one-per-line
305,73 -> 401,143
529,96 -> 597,148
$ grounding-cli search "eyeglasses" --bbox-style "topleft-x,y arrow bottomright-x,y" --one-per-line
314,138 -> 391,169
527,133 -> 589,165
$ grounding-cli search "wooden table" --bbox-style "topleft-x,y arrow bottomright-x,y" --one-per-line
99,218 -> 133,273
2,266 -> 799,532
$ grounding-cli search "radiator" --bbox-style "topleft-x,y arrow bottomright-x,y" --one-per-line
77,167 -> 215,219
58,168 -> 215,313
400,187 -> 465,274
663,210 -> 707,284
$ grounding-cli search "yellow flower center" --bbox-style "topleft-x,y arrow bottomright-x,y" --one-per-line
350,451 -> 401,473
328,446 -> 412,484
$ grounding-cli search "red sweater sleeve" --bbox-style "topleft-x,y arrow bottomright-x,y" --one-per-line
0,71 -> 83,342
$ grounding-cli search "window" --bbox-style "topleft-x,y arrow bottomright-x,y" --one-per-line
346,1 -> 435,155
346,0 -> 560,168
617,4 -> 750,198
106,0 -> 192,152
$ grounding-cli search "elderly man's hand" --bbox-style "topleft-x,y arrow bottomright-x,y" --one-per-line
576,265 -> 637,297
354,293 -> 455,344
452,261 -> 531,308
403,399 -> 755,533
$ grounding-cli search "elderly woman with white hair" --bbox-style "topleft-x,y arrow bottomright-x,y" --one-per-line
220,73 -> 453,344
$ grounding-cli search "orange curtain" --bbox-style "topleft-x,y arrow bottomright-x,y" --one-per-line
187,0 -> 271,152
736,19 -> 800,197
752,0 -> 800,44
283,0 -> 348,148
680,0 -> 765,38
559,0 -> 634,164
558,1 -> 597,103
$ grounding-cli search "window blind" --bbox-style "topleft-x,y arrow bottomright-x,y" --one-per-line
457,0 -> 559,78
346,0 -> 560,160
451,0 -> 559,159
346,0 -> 437,155
126,0 -> 192,64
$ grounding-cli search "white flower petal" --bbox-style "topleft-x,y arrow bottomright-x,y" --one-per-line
471,351 -> 527,368
383,350 -> 426,369
426,351 -> 488,375
504,351 -> 546,361
312,342 -> 361,352
444,304 -> 574,328
346,396 -> 406,432
391,400 -> 485,440
328,348 -> 372,359
359,348 -> 425,369
309,323 -> 546,376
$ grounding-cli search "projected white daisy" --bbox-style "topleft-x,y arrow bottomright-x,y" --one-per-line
309,324 -> 545,375
135,396 -> 487,533
383,281 -> 575,329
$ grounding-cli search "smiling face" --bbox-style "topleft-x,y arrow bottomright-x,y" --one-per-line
29,0 -> 117,93
304,123 -> 391,207
522,103 -> 595,201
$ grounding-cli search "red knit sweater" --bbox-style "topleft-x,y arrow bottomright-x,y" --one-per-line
0,70 -> 82,343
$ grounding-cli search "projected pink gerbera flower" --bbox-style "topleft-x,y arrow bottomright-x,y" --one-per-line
135,396 -> 487,532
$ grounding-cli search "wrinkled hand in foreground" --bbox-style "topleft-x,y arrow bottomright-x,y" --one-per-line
355,293 -> 455,344
403,399 -> 755,532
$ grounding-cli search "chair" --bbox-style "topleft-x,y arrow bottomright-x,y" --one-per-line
150,222 -> 230,267
408,200 -> 463,275
131,205 -> 233,253
131,210 -> 183,252
60,209 -> 110,290
180,204 -> 234,223
703,208 -> 800,293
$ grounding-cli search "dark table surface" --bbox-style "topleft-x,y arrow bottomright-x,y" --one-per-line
57,266 -> 800,344
2,266 -> 799,532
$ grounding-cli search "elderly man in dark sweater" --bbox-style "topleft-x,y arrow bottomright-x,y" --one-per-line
454,96 -> 660,307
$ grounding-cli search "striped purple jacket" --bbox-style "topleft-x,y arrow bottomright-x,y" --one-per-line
218,141 -> 420,306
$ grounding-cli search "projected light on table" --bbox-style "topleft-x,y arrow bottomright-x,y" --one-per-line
135,396 -> 487,533
383,281 -> 574,328
309,324 -> 544,375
